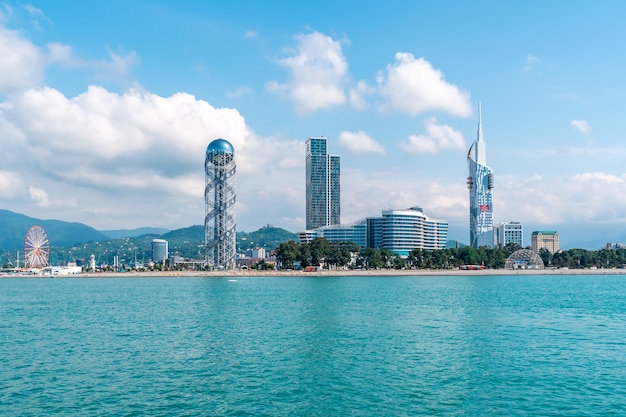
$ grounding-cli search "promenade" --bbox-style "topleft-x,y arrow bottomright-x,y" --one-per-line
75,267 -> 626,278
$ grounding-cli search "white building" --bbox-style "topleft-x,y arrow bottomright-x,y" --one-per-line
496,222 -> 523,248
299,207 -> 448,256
380,207 -> 448,256
152,239 -> 169,264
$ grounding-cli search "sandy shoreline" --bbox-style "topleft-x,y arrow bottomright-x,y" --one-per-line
60,268 -> 626,278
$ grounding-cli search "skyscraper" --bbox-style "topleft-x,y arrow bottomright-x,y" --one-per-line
305,136 -> 340,230
205,138 -> 236,269
467,103 -> 494,248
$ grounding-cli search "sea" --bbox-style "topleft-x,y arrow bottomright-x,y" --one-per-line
1,274 -> 625,416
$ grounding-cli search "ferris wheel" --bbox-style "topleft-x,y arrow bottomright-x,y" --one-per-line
24,225 -> 50,268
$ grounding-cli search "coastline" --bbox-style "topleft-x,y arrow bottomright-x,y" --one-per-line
65,267 -> 626,278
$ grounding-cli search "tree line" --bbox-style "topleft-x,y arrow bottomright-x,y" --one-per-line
274,238 -> 626,270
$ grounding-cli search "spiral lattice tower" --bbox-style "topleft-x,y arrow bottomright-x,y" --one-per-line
205,139 -> 236,269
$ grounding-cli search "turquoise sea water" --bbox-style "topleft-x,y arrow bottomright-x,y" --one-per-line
2,274 -> 626,416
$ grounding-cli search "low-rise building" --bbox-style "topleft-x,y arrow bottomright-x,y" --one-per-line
531,231 -> 559,254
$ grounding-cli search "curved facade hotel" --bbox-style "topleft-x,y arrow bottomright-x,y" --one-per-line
300,207 -> 448,256
205,138 -> 237,269
467,102 -> 494,248
380,207 -> 448,256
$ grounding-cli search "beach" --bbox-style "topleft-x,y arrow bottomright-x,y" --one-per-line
72,267 -> 626,278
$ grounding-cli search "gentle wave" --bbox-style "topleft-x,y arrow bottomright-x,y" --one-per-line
2,275 -> 626,416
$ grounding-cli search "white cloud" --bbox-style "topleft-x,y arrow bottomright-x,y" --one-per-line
338,130 -> 385,155
348,80 -> 373,110
94,49 -> 139,81
377,52 -> 472,117
0,21 -> 138,94
0,84 -> 304,230
496,172 -> 626,227
0,25 -> 45,93
244,30 -> 258,39
46,42 -> 73,62
24,5 -> 45,17
267,31 -> 348,113
29,185 -> 50,207
524,54 -> 540,73
0,170 -> 24,198
401,117 -> 466,154
341,167 -> 467,228
226,86 -> 252,98
570,119 -> 591,134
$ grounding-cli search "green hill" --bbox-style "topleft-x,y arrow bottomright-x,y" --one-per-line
0,209 -> 108,251
0,209 -> 298,266
100,227 -> 170,239
237,225 -> 299,252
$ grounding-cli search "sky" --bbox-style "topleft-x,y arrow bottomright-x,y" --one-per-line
1,1 -> 626,249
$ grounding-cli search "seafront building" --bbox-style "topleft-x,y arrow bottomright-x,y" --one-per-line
379,207 -> 448,255
495,222 -> 523,248
299,207 -> 448,256
467,102 -> 494,248
531,231 -> 559,254
299,222 -> 368,248
305,136 -> 340,230
205,138 -> 237,269
151,239 -> 168,264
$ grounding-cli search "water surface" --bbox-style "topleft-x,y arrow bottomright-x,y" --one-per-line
2,274 -> 625,416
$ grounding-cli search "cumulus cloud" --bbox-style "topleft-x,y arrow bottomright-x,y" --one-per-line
0,84 -> 304,230
340,167 -> 467,228
0,21 -> 137,94
570,119 -> 591,134
0,25 -> 45,92
497,172 -> 626,228
377,52 -> 472,117
267,31 -> 348,113
401,117 -> 466,154
338,130 -> 385,155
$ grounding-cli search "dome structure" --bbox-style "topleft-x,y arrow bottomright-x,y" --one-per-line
206,138 -> 234,155
505,249 -> 545,270
206,139 -> 234,166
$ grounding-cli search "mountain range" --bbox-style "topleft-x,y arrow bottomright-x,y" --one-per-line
0,209 -> 109,250
0,209 -> 299,265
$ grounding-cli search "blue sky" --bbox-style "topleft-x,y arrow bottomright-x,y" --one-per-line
1,1 -> 626,248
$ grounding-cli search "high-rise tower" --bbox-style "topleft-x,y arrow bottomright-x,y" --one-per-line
305,136 -> 340,230
467,103 -> 494,248
205,138 -> 236,268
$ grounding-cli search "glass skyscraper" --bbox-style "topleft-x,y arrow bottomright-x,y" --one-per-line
306,136 -> 340,230
467,103 -> 494,248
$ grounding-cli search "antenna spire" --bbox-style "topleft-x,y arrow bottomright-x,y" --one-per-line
477,101 -> 483,142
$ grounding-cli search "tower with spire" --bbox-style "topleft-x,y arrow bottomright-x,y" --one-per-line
467,102 -> 494,248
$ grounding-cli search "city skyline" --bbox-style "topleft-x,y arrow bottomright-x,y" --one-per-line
1,2 -> 626,248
